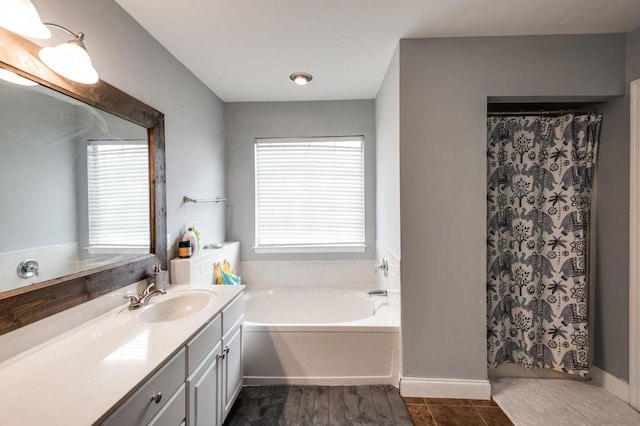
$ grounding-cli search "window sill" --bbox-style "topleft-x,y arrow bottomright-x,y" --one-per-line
86,246 -> 150,255
253,244 -> 367,254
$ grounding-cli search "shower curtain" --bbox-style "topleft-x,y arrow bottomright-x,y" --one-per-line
487,113 -> 601,376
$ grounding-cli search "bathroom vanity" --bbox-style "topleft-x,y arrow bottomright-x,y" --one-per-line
0,22 -> 244,426
0,284 -> 244,425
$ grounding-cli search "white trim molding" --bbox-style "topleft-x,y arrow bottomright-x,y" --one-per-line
253,244 -> 366,254
400,377 -> 491,400
591,365 -> 630,404
630,78 -> 640,411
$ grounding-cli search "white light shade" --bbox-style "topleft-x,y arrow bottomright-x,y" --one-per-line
0,0 -> 51,39
0,68 -> 38,86
39,41 -> 99,84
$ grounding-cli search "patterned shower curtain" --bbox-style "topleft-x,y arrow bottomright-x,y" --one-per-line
487,113 -> 601,376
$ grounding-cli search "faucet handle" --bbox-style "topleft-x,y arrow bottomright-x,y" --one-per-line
143,275 -> 159,296
374,257 -> 389,276
124,293 -> 142,309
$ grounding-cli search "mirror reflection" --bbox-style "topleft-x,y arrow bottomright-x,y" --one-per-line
0,70 -> 150,293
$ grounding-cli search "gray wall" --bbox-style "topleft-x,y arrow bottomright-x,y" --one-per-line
375,46 -> 401,258
594,25 -> 640,381
630,26 -> 640,82
35,0 -> 226,255
0,85 -> 78,251
225,100 -> 376,261
398,34 -> 626,380
595,95 -> 629,380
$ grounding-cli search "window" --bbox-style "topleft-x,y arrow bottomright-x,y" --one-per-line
254,136 -> 365,253
87,139 -> 149,253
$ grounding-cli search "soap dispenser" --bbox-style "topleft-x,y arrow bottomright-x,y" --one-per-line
151,263 -> 168,289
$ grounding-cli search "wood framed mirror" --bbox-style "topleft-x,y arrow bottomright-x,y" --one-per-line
0,28 -> 167,335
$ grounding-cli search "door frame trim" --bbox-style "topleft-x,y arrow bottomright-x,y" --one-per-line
629,78 -> 640,410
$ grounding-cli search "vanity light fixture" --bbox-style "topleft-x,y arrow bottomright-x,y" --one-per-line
0,0 -> 51,39
0,0 -> 99,85
0,68 -> 38,86
289,72 -> 313,86
39,24 -> 99,85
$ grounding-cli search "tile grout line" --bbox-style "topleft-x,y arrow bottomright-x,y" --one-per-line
295,385 -> 304,424
368,386 -> 380,425
312,385 -> 318,425
328,386 -> 332,425
382,386 -> 393,424
424,401 -> 438,426
472,403 -> 489,426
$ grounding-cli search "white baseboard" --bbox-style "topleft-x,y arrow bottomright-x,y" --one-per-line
400,377 -> 491,400
244,375 -> 396,386
591,366 -> 630,403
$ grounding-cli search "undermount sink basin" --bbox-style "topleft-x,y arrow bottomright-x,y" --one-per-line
139,293 -> 211,323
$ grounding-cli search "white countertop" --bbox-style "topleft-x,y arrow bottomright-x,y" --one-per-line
0,284 -> 244,426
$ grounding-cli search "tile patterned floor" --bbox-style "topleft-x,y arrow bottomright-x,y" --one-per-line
224,385 -> 413,425
403,397 -> 514,426
224,385 -> 515,425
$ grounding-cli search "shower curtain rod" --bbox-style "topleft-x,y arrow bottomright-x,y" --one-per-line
487,109 -> 597,116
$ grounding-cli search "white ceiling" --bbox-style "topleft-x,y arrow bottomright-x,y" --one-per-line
115,0 -> 640,102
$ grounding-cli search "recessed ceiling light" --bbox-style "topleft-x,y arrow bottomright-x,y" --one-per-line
289,72 -> 312,86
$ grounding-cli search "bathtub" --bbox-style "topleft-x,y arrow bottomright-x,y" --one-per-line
243,287 -> 400,385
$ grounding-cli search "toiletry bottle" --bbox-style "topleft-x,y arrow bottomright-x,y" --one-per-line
191,222 -> 201,254
182,227 -> 198,255
178,240 -> 192,258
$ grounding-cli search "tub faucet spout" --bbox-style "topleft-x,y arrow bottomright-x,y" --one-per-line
366,289 -> 388,297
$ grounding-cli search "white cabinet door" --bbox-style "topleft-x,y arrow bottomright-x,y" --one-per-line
187,342 -> 222,426
221,323 -> 243,420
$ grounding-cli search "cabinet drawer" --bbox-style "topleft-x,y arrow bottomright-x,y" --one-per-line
187,313 -> 222,376
103,348 -> 186,426
222,294 -> 243,337
148,384 -> 186,426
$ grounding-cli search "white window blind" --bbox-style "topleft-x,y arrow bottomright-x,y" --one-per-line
255,136 -> 365,252
87,140 -> 150,251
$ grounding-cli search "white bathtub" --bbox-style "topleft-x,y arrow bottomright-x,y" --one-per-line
243,287 -> 400,385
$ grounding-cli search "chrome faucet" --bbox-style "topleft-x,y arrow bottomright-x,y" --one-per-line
366,289 -> 388,297
124,280 -> 166,309
374,257 -> 389,276
17,259 -> 40,279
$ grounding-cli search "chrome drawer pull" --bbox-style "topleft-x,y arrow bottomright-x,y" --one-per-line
151,392 -> 162,404
221,346 -> 230,359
